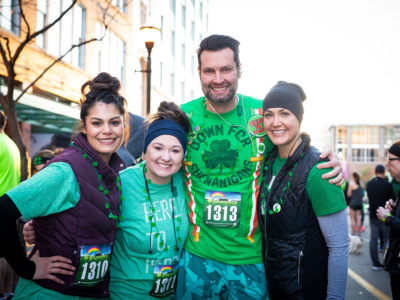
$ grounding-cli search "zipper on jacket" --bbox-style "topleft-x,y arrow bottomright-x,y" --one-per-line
298,250 -> 303,284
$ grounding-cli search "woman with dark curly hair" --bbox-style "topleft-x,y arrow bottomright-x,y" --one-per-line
0,72 -> 129,299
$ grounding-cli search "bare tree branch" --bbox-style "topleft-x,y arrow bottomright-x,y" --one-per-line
14,37 -> 101,103
0,37 -> 11,70
12,0 -> 78,65
0,12 -> 29,35
18,0 -> 30,37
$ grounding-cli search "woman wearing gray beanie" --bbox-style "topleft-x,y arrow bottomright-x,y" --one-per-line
258,81 -> 349,300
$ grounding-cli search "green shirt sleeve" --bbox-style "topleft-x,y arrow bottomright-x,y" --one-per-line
306,162 -> 347,217
7,162 -> 80,219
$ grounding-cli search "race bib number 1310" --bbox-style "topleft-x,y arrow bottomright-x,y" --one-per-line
74,244 -> 111,287
203,190 -> 241,228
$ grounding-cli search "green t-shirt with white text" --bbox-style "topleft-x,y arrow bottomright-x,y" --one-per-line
180,95 -> 273,265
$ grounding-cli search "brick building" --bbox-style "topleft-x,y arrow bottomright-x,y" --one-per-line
0,0 -> 133,156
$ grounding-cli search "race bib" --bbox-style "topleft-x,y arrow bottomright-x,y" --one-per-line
203,190 -> 241,228
74,244 -> 111,287
149,262 -> 179,298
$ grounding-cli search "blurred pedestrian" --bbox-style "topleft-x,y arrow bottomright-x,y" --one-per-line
0,110 -> 21,299
116,113 -> 147,167
348,172 -> 363,235
33,149 -> 56,172
377,140 -> 400,299
366,165 -> 395,270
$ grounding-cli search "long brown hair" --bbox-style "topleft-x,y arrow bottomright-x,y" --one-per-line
353,172 -> 361,186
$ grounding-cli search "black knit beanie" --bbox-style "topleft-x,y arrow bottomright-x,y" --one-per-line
263,81 -> 307,123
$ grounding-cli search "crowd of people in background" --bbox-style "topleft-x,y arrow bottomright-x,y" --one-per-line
0,34 -> 399,300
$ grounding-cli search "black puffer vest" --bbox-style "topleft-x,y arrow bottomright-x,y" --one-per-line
258,134 -> 329,300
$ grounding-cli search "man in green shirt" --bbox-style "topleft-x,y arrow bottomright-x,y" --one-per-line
0,109 -> 21,298
176,35 -> 344,300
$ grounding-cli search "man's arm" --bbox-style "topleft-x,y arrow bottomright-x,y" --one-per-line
318,149 -> 344,186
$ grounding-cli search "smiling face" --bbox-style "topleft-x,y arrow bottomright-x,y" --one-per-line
386,153 -> 400,179
263,108 -> 300,157
81,102 -> 124,164
198,48 -> 240,104
144,135 -> 184,185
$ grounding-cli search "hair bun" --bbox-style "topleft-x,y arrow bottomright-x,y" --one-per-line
82,72 -> 121,96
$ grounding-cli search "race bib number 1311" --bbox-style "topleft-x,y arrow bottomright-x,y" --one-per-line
203,190 -> 241,228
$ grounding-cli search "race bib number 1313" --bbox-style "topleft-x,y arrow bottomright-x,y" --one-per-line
203,190 -> 241,228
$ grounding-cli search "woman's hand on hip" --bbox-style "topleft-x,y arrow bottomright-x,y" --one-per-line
318,148 -> 344,186
23,220 -> 36,245
31,250 -> 76,284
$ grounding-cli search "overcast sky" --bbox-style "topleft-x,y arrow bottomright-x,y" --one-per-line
208,0 -> 400,133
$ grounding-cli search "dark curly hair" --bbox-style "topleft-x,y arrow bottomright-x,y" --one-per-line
78,72 -> 129,145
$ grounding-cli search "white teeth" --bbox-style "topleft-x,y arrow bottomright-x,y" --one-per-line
99,139 -> 114,142
273,130 -> 286,134
158,163 -> 170,168
212,87 -> 227,91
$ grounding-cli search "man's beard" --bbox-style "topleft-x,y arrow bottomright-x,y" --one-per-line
202,79 -> 238,104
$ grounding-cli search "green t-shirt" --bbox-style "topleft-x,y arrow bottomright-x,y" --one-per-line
180,95 -> 273,265
391,178 -> 400,197
271,154 -> 346,217
0,133 -> 21,196
109,163 -> 188,300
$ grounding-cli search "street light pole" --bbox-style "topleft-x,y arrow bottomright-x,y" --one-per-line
145,41 -> 154,115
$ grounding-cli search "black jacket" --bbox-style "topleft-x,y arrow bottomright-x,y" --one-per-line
384,189 -> 400,275
366,177 -> 395,219
258,134 -> 329,300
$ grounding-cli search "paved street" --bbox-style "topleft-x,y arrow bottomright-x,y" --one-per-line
346,211 -> 392,300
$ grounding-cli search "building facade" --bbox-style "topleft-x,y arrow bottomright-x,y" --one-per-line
0,0 -> 134,156
326,124 -> 400,182
131,0 -> 209,116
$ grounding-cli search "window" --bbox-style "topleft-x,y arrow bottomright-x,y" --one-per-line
140,1 -> 146,26
191,55 -> 195,74
181,5 -> 186,28
352,148 -> 379,162
36,0 -> 47,48
170,30 -> 175,55
181,82 -> 185,102
170,73 -> 175,95
337,127 -> 347,144
112,0 -> 127,13
206,15 -> 208,31
181,43 -> 185,66
160,16 -> 163,41
190,90 -> 194,100
199,2 -> 203,19
384,126 -> 400,148
60,3 -> 86,69
190,21 -> 195,40
45,0 -> 61,58
192,0 -> 195,6
0,0 -> 20,36
170,0 -> 175,13
350,126 -> 380,162
160,62 -> 163,86
94,25 -> 126,87
199,33 -> 202,43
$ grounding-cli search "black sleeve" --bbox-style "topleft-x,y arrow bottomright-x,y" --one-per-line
0,194 -> 36,279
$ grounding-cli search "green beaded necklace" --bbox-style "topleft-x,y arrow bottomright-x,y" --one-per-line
141,163 -> 182,253
70,142 -> 124,227
260,152 -> 304,215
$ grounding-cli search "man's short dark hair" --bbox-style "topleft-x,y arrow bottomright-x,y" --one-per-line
0,110 -> 5,130
197,35 -> 241,71
375,164 -> 385,174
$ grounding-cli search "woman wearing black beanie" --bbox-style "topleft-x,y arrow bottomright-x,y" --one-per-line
258,81 -> 349,300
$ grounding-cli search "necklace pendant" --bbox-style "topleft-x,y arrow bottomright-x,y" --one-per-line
273,203 -> 281,213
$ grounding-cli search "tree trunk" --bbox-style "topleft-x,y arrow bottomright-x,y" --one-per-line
2,79 -> 30,181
